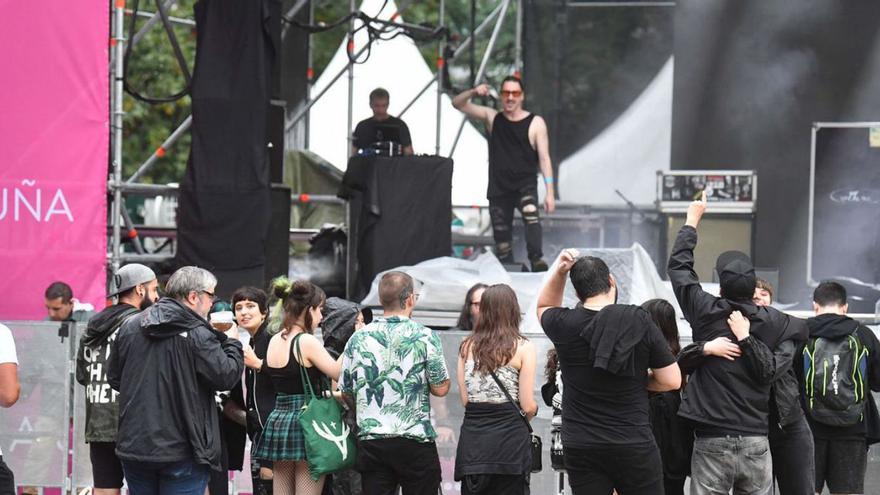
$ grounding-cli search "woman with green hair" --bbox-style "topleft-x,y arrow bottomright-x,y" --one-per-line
254,278 -> 342,495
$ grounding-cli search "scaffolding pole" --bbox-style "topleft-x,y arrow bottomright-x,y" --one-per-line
449,0 -> 511,156
110,0 -> 127,274
397,1 -> 506,119
305,0 -> 315,149
345,0 -> 356,299
130,0 -> 180,48
515,0 -> 523,75
347,0 -> 356,160
435,0 -> 445,155
126,115 -> 192,183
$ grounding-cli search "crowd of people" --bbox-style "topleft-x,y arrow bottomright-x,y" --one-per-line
1,195 -> 879,495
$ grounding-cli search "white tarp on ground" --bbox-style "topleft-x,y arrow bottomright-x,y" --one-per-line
307,0 -> 490,206
360,243 -> 695,336
556,57 -> 674,207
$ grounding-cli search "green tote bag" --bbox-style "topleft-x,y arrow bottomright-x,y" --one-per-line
294,335 -> 356,480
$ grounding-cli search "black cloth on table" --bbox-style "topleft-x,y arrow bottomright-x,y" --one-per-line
339,155 -> 453,299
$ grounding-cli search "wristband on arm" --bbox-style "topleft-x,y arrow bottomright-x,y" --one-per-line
544,176 -> 554,184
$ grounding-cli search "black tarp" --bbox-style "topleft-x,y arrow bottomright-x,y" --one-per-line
176,0 -> 279,290
340,156 -> 453,300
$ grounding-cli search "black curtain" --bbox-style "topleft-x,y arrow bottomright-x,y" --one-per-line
176,0 -> 280,292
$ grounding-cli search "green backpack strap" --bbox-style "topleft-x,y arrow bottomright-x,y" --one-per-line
293,332 -> 317,401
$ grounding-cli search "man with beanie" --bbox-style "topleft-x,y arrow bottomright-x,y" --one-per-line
799,281 -> 880,495
667,192 -> 807,495
108,266 -> 243,495
680,273 -> 815,495
76,263 -> 159,495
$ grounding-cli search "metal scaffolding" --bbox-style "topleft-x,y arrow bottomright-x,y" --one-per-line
108,0 -> 524,276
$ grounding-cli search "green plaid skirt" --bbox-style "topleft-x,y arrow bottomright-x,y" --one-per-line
253,393 -> 307,461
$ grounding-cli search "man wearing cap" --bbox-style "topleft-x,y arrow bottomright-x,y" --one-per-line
75,264 -> 159,495
667,193 -> 807,495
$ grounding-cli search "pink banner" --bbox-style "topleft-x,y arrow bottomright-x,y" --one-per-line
0,1 -> 109,319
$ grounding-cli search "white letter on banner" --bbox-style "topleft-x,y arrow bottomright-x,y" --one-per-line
45,188 -> 74,222
14,180 -> 41,222
0,188 -> 6,220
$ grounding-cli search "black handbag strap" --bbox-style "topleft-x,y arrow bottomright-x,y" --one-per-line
489,370 -> 533,434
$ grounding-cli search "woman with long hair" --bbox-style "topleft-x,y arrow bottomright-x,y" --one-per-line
455,284 -> 537,495
253,278 -> 341,495
641,298 -> 690,495
455,283 -> 488,331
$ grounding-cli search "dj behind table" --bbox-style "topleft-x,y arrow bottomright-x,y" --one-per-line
351,87 -> 414,157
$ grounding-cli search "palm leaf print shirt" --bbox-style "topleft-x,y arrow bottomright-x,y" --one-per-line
341,315 -> 449,442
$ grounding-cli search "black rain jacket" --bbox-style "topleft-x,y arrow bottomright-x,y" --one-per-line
668,226 -> 807,434
75,303 -> 140,442
108,297 -> 243,470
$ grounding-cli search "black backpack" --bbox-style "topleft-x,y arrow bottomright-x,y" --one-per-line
802,329 -> 870,426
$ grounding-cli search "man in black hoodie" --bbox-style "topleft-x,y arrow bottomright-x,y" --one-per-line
538,249 -> 681,495
76,263 -> 159,495
108,266 -> 243,495
668,193 -> 807,495
800,281 -> 880,495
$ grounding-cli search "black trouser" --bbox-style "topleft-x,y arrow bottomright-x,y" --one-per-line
488,186 -> 543,262
564,442 -> 664,495
769,415 -> 814,495
663,477 -> 684,495
0,456 -> 14,495
461,473 -> 528,495
357,438 -> 440,495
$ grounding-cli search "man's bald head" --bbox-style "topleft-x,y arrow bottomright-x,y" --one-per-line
379,271 -> 414,312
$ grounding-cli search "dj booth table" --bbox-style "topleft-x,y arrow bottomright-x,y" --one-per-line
339,155 -> 453,299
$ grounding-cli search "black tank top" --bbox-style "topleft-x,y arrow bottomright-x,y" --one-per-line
488,113 -> 539,198
266,334 -> 321,395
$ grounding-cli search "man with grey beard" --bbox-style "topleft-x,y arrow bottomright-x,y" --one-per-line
109,266 -> 243,495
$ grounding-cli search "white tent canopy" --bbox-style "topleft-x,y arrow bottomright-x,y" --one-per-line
306,0 -> 490,206
556,57 -> 674,207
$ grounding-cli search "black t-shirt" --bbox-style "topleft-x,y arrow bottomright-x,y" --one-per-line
541,306 -> 677,447
352,116 -> 412,150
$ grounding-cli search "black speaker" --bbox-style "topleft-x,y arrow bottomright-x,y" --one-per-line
265,184 -> 291,284
661,214 -> 755,282
267,99 -> 286,183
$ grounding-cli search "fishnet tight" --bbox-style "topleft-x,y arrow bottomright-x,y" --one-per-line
272,460 -> 325,495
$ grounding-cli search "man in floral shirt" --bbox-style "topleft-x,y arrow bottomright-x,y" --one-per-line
342,271 -> 450,495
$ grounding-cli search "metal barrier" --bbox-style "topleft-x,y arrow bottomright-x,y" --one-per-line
3,321 -> 880,494
0,322 -> 71,491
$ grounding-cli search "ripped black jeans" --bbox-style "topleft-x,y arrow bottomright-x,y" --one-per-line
488,185 -> 543,263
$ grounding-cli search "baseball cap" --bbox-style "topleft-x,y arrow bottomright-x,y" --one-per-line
108,263 -> 157,297
715,251 -> 756,301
